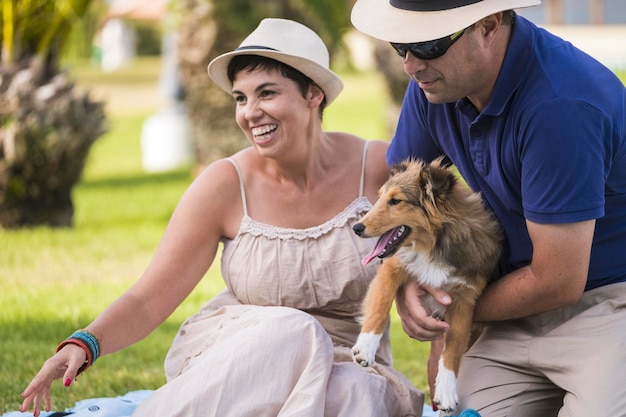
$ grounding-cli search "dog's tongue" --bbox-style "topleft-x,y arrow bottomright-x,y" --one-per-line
361,228 -> 399,265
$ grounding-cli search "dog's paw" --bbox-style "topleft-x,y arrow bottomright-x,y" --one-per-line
352,333 -> 382,367
352,347 -> 375,367
433,366 -> 458,413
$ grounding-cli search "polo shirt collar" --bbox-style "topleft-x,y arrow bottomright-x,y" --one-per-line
475,14 -> 534,117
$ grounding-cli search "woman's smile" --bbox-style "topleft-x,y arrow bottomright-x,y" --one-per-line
251,124 -> 278,145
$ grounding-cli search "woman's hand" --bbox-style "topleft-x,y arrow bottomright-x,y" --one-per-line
395,280 -> 451,341
19,344 -> 87,417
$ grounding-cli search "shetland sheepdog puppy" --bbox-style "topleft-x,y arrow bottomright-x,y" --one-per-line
352,158 -> 501,413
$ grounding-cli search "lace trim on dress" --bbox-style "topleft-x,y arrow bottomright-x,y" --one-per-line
239,197 -> 372,240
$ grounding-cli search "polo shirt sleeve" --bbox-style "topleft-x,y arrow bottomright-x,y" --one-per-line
387,81 -> 445,166
519,97 -> 608,224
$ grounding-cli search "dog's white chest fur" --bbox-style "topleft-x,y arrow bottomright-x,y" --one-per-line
396,248 -> 453,288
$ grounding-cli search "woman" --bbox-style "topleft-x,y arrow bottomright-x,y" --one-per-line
20,18 -> 424,417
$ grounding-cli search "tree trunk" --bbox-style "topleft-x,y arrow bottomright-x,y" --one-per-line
0,58 -> 106,228
176,0 -> 253,171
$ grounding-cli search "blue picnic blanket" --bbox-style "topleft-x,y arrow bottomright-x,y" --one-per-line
3,390 -> 475,417
1,391 -> 153,417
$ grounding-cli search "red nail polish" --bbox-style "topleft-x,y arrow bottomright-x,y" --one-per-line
64,378 -> 72,387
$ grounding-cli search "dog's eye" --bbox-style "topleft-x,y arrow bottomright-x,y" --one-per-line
389,198 -> 401,206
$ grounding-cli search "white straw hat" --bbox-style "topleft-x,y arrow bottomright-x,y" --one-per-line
207,18 -> 344,105
351,0 -> 541,43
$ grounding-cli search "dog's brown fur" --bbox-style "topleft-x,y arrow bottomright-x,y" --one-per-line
352,158 -> 501,412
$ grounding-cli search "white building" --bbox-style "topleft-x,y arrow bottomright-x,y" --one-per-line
519,0 -> 626,24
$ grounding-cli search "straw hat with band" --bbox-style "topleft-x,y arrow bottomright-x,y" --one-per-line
208,18 -> 344,105
351,0 -> 541,43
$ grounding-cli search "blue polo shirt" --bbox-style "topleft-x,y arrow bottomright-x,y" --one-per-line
387,15 -> 626,291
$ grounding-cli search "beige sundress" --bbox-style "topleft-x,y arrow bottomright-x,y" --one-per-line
132,142 -> 424,417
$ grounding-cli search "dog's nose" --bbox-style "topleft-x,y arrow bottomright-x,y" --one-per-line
353,223 -> 365,236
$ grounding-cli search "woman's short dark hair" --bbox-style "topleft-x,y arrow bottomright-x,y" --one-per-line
227,55 -> 327,117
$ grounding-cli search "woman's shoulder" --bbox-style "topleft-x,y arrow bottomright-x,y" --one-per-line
188,157 -> 245,214
365,138 -> 390,160
325,133 -> 390,199
196,157 -> 240,184
364,140 -> 391,195
187,157 -> 246,239
326,132 -> 388,154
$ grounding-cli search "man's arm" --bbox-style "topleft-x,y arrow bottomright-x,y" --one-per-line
396,219 -> 595,339
474,219 -> 594,322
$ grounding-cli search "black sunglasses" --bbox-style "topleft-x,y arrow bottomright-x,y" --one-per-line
390,28 -> 466,60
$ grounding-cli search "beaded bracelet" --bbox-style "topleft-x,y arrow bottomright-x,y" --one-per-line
56,329 -> 101,375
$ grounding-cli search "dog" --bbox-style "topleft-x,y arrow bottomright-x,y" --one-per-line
352,158 -> 501,413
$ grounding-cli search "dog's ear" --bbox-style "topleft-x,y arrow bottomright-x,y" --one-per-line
390,160 -> 411,176
430,156 -> 450,169
424,165 -> 456,207
392,158 -> 431,177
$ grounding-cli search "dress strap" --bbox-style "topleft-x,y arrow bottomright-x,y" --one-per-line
225,158 -> 248,217
359,141 -> 369,198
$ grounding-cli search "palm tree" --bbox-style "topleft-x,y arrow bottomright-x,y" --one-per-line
0,0 -> 107,228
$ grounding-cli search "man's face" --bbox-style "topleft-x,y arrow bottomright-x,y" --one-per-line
399,20 -> 500,112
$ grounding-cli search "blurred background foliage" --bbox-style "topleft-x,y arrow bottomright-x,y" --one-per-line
0,0 -> 406,229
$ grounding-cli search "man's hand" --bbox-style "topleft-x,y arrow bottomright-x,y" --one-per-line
395,280 -> 451,341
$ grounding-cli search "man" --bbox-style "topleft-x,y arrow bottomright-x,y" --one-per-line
351,0 -> 626,416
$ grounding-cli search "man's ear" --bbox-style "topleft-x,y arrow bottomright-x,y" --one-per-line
480,12 -> 504,43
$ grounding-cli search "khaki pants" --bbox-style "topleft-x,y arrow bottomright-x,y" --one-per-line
456,282 -> 626,417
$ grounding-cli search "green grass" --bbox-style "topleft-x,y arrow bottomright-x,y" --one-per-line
0,59 -> 428,413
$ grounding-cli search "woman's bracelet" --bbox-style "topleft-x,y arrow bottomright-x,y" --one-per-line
56,329 -> 102,375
